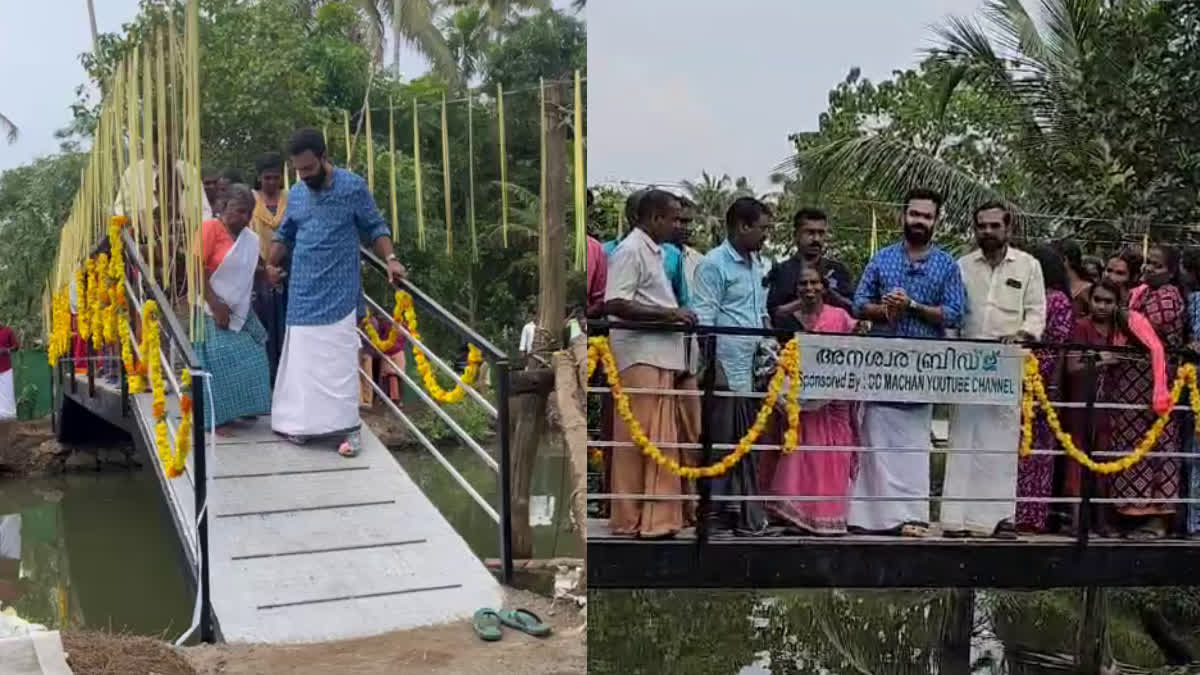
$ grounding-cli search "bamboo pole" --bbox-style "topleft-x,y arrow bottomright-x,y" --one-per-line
467,93 -> 477,263
142,41 -> 156,282
156,27 -> 169,295
441,92 -> 452,256
365,93 -> 375,194
389,99 -> 398,241
343,109 -> 353,170
413,98 -> 426,250
497,83 -> 509,248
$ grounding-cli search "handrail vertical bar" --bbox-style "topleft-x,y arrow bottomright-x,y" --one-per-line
496,360 -> 514,584
69,349 -> 77,395
192,370 -> 214,642
86,341 -> 96,398
695,333 -> 717,552
1078,353 -> 1098,548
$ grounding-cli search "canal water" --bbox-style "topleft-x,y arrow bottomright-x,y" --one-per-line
588,588 -> 1192,674
0,439 -> 579,638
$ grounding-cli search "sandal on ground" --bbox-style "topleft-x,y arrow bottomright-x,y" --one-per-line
1125,526 -> 1163,541
497,608 -> 552,637
338,434 -> 361,457
472,608 -> 503,641
899,522 -> 930,538
943,529 -> 971,539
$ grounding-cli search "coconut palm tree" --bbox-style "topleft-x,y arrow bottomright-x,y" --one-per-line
441,6 -> 490,81
778,0 -> 1141,232
680,171 -> 755,248
0,113 -> 16,144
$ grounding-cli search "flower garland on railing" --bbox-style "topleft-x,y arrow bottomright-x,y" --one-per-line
362,290 -> 485,404
90,253 -> 108,352
587,335 -> 802,479
74,267 -> 88,344
47,286 -> 71,366
162,368 -> 194,479
1019,353 -> 1200,474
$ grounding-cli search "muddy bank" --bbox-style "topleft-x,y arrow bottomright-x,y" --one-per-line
183,588 -> 584,675
62,631 -> 197,675
0,419 -> 139,477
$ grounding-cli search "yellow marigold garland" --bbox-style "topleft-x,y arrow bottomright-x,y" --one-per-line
47,286 -> 71,366
166,369 -> 194,479
362,290 -> 484,404
590,336 -> 802,479
1019,353 -> 1199,474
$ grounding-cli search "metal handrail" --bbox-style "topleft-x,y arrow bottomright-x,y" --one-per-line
360,247 -> 507,362
361,292 -> 496,417
120,229 -> 199,368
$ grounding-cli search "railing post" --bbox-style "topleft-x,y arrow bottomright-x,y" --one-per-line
695,332 -> 717,552
495,360 -> 515,585
191,370 -> 214,642
86,341 -> 96,398
1078,352 -> 1099,547
69,349 -> 77,395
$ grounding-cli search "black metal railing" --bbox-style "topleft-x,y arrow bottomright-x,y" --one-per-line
587,318 -> 1197,549
360,247 -> 515,584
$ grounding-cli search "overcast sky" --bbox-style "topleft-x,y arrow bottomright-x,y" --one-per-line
587,0 -> 985,192
0,0 -> 573,174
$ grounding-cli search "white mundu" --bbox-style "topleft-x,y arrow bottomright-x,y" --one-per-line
941,246 -> 1047,534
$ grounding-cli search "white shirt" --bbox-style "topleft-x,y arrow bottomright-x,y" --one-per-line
605,227 -> 686,373
519,322 -> 536,353
957,247 -> 1046,340
682,245 -> 704,290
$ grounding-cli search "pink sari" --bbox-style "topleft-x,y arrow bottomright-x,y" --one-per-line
768,304 -> 858,534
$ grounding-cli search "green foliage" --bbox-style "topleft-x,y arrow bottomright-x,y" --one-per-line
0,152 -> 88,339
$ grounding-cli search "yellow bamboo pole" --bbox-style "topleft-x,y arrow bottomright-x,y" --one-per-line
573,70 -> 586,271
440,92 -> 452,256
466,92 -> 477,262
389,98 -> 398,241
413,98 -> 426,250
126,54 -> 142,244
156,27 -> 170,294
870,208 -> 879,256
343,109 -> 353,170
187,0 -> 202,339
365,94 -> 375,194
497,83 -> 508,248
142,41 -> 157,283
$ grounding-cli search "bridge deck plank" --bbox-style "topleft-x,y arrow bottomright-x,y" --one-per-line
118,390 -> 502,643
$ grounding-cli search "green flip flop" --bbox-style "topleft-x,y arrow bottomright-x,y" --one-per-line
472,608 -> 503,641
497,608 -> 552,637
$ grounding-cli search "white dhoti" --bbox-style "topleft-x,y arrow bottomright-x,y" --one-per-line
0,370 -> 15,420
848,403 -> 932,531
270,310 -> 360,439
939,404 -> 1019,534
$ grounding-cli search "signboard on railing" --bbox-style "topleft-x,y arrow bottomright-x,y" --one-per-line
797,335 -> 1024,405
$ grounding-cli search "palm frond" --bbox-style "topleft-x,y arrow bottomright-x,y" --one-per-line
0,112 -> 17,144
778,134 -> 1013,229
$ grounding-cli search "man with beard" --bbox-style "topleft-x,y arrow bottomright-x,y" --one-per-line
942,202 -> 1045,539
849,188 -> 966,537
266,128 -> 407,457
766,208 -> 855,321
691,196 -> 773,536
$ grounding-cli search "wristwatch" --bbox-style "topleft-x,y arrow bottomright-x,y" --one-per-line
907,298 -> 918,311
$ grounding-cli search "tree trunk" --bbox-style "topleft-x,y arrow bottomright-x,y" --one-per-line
1077,587 -> 1114,673
534,81 -> 567,354
552,336 -> 588,555
392,26 -> 401,78
507,369 -> 554,560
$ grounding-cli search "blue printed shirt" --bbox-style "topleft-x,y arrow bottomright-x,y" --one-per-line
604,238 -> 689,307
691,240 -> 768,392
853,242 -> 966,338
274,168 -> 391,326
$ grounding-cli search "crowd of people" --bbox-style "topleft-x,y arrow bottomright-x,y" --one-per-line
586,186 -> 1200,541
71,127 -> 408,456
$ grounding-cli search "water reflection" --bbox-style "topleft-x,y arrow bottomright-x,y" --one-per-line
589,589 -> 1186,674
0,471 -> 191,637
396,442 -> 583,560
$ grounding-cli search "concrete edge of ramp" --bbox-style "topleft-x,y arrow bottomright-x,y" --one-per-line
0,630 -> 73,675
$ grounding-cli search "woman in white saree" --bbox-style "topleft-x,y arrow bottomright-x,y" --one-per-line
194,184 -> 272,436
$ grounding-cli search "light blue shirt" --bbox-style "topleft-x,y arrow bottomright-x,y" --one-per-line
274,168 -> 391,326
690,240 -> 767,392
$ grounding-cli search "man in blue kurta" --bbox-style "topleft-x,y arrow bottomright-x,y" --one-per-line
266,128 -> 407,457
847,188 -> 966,536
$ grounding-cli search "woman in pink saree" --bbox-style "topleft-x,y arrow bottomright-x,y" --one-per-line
768,265 -> 866,535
